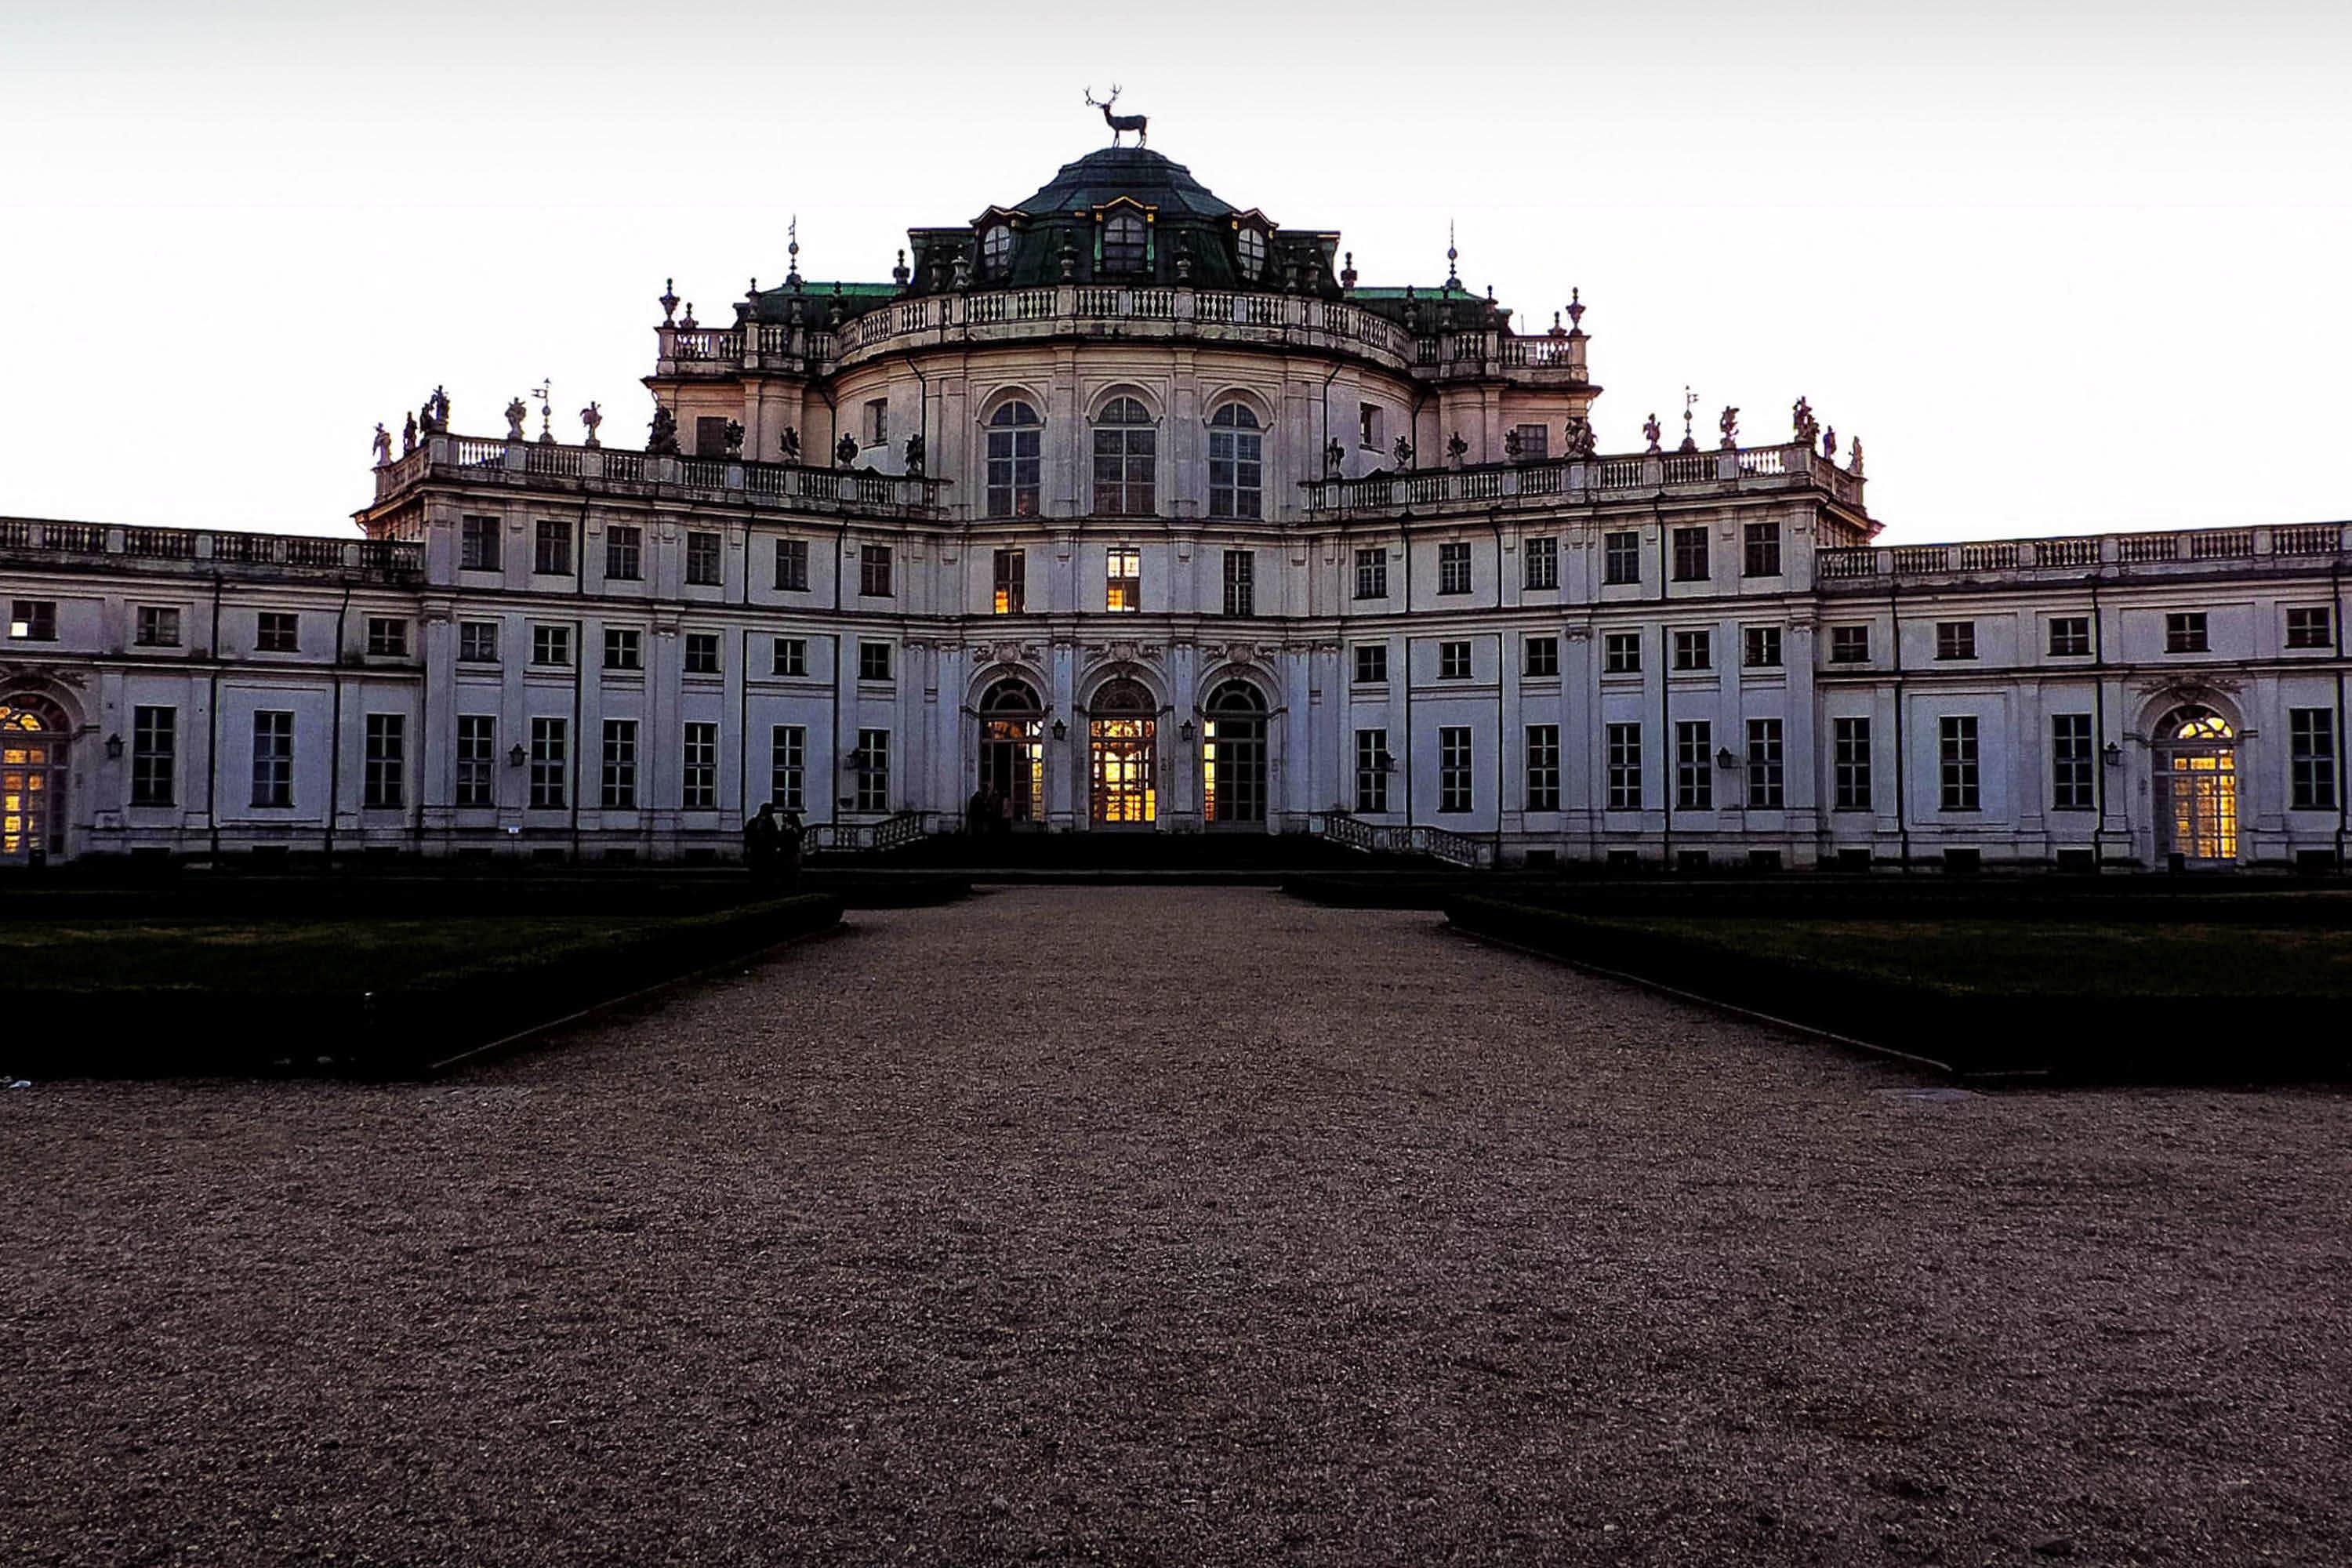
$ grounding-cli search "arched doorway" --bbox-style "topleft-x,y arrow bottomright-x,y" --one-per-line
1201,679 -> 1268,826
1088,678 -> 1156,826
977,677 -> 1044,826
2155,705 -> 2238,866
1,695 -> 71,866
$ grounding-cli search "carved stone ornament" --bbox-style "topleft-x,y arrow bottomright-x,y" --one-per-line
985,641 -> 1041,667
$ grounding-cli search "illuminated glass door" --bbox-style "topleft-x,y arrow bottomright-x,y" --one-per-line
977,678 -> 1044,823
1200,680 -> 1267,825
1,701 -> 67,864
2157,706 -> 2238,864
1089,679 -> 1156,826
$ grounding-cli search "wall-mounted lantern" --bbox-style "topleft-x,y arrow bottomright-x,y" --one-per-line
1715,746 -> 1740,771
509,743 -> 528,768
1051,718 -> 1069,742
2103,742 -> 2124,768
104,732 -> 124,760
1178,718 -> 1196,744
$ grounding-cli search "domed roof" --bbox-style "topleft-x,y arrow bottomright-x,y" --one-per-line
1008,147 -> 1235,219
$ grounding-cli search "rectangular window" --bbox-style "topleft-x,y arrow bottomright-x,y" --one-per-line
1606,722 -> 1642,811
363,713 -> 405,809
2290,708 -> 2338,810
993,547 -> 1025,615
533,518 -> 572,576
1603,531 -> 1641,586
1525,724 -> 1560,811
775,537 -> 810,592
696,416 -> 730,457
456,715 -> 495,808
2165,612 -> 2208,653
1354,547 -> 1389,601
600,720 -> 638,809
1352,644 -> 1388,684
1523,536 -> 1559,591
1829,624 -> 1870,664
1675,720 -> 1713,810
1745,717 -> 1784,808
858,641 -> 892,682
1524,636 -> 1559,678
129,705 -> 175,807
1603,631 -> 1642,675
250,710 -> 293,808
1936,620 -> 1977,661
134,605 -> 181,648
685,530 -> 723,586
532,624 -> 572,666
9,600 -> 56,641
1091,410 -> 1156,514
1222,550 -> 1255,617
769,725 -> 806,812
1939,715 -> 1980,811
1671,526 -> 1709,583
1438,542 -> 1472,595
1833,717 -> 1872,811
1511,423 -> 1549,462
2052,713 -> 2096,811
459,621 -> 499,664
529,717 -> 568,809
1743,521 -> 1782,578
858,543 -> 894,599
366,617 -> 408,658
681,721 -> 717,810
459,515 -> 500,572
773,637 -> 808,677
2286,606 -> 2334,649
684,631 -> 722,675
1106,546 -> 1142,612
604,524 -> 643,582
603,626 -> 643,671
1439,640 -> 1472,681
1743,625 -> 1782,669
2048,615 -> 2092,657
1438,726 -> 1473,814
1358,402 -> 1383,450
862,398 -> 888,448
1354,729 -> 1390,813
256,611 -> 298,653
855,728 -> 890,813
1672,629 -> 1711,671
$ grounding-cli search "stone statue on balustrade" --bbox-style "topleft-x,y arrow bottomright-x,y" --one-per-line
836,434 -> 859,467
422,386 -> 449,434
579,401 -> 603,448
1392,434 -> 1414,470
504,397 -> 528,441
648,405 -> 679,456
401,412 -> 417,455
779,426 -> 800,463
1504,428 -> 1523,460
371,423 -> 391,467
1791,396 -> 1819,446
903,433 -> 924,476
1642,413 -> 1662,454
1719,405 -> 1740,450
724,420 -> 745,459
1564,415 -> 1597,459
1821,425 -> 1837,460
1849,438 -> 1864,477
1446,431 -> 1469,467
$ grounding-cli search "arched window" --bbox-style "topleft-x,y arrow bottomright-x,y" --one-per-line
1103,212 -> 1147,276
977,677 -> 1044,825
1202,680 -> 1268,825
2156,705 -> 2238,863
1,695 -> 70,864
981,677 -> 1042,713
1091,397 -> 1156,516
985,400 -> 1040,518
982,224 -> 1014,276
1207,401 -> 1264,520
1236,227 -> 1266,281
1089,677 -> 1156,825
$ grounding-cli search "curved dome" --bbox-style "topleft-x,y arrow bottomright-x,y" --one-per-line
1010,147 -> 1235,219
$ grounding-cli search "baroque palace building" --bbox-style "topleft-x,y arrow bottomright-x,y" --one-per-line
2,142 -> 2347,871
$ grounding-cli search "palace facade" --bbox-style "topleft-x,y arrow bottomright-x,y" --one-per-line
2,145 -> 2346,870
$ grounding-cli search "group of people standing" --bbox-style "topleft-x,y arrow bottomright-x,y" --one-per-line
966,784 -> 1017,836
742,803 -> 805,886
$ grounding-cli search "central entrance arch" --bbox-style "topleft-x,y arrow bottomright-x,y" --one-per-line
2155,705 -> 2238,866
976,677 -> 1044,826
1088,677 -> 1156,826
1201,679 -> 1268,826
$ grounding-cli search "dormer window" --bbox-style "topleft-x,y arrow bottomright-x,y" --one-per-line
1103,212 -> 1147,275
1236,226 -> 1266,281
982,223 -> 1014,275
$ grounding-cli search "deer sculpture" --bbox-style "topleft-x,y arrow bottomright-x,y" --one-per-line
1084,86 -> 1148,148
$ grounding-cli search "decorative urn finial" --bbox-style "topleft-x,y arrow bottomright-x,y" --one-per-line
659,278 -> 678,325
1566,287 -> 1584,330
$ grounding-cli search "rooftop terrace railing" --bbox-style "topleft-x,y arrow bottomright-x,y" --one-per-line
1301,441 -> 1863,517
1816,521 -> 2349,582
373,433 -> 949,517
657,285 -> 1578,384
0,516 -> 421,576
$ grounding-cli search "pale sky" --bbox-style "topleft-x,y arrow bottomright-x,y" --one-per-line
2,0 -> 2347,543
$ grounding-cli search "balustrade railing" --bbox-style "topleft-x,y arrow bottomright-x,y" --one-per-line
1822,521 -> 2351,583
369,434 -> 946,514
1301,444 -> 1836,515
1318,813 -> 1494,869
2035,537 -> 2100,567
0,517 -> 422,575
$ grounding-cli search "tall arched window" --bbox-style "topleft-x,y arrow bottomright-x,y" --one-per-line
981,223 -> 1014,276
1091,397 -> 1156,516
2157,705 -> 2238,863
978,677 -> 1043,824
1103,212 -> 1147,275
985,401 -> 1040,518
1236,227 -> 1266,282
1201,680 -> 1268,826
1208,401 -> 1263,520
1,695 -> 70,864
1089,677 -> 1156,825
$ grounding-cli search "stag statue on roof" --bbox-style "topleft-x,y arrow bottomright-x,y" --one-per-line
1084,86 -> 1148,148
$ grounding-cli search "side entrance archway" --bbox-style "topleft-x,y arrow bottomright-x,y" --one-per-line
2154,705 -> 2238,866
1201,679 -> 1268,826
2,695 -> 71,866
1088,677 -> 1156,826
976,677 -> 1044,826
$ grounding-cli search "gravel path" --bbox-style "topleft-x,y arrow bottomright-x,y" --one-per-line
4,887 -> 2347,1566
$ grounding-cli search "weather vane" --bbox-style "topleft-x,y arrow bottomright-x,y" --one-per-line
529,379 -> 553,444
1681,386 -> 1700,452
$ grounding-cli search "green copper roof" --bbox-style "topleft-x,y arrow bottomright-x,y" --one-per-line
1009,147 -> 1235,219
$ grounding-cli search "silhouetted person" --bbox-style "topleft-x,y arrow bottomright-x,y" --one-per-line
968,783 -> 992,836
744,801 -> 782,884
776,808 -> 805,886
